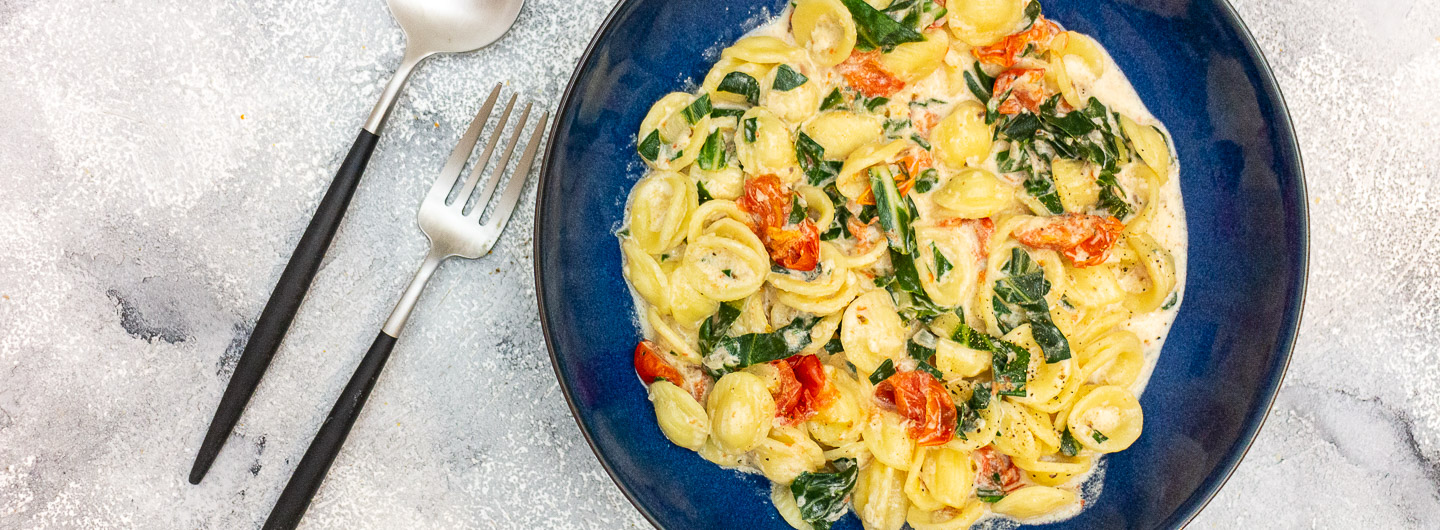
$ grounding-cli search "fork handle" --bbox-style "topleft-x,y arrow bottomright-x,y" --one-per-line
262,330 -> 397,530
189,129 -> 380,484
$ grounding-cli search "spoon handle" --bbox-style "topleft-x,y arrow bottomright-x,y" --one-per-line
188,130 -> 379,484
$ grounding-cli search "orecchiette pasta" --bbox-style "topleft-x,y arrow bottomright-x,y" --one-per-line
618,1 -> 1187,526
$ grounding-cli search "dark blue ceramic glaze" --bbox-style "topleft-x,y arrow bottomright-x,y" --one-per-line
534,0 -> 1307,527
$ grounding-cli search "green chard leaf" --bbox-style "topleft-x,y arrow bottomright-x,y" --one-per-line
1092,430 -> 1110,444
697,303 -> 742,354
839,0 -> 925,52
864,95 -> 891,111
869,358 -> 897,385
993,248 -> 1072,363
705,315 -> 819,375
790,195 -> 807,224
955,382 -> 992,438
695,130 -> 727,171
797,132 -> 844,186
916,360 -> 944,380
791,458 -> 859,530
1096,170 -> 1132,219
964,66 -> 994,103
931,242 -> 952,279
820,88 -> 845,111
910,134 -> 932,151
913,168 -> 939,193
1161,293 -> 1179,310
743,117 -> 758,143
1060,429 -> 1080,457
1023,173 -> 1066,215
681,93 -> 712,125
1018,0 -> 1042,31
772,64 -> 810,91
710,107 -> 746,119
696,180 -> 714,204
991,339 -> 1030,397
717,71 -> 761,105
637,130 -> 661,161
977,488 -> 1007,503
869,166 -> 913,253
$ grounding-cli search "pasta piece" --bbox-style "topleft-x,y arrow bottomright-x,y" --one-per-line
737,107 -> 801,182
626,170 -> 697,254
932,167 -> 1013,218
930,101 -> 993,169
771,482 -> 812,530
836,140 -> 908,200
905,501 -> 985,530
947,0 -> 1027,46
769,242 -> 849,297
1120,114 -> 1172,184
755,425 -> 827,484
803,111 -> 884,160
722,35 -> 807,65
912,446 -> 975,508
647,307 -> 704,365
944,387 -> 999,452
698,435 -> 747,468
638,92 -> 699,167
1067,385 -> 1144,453
878,29 -> 950,84
840,290 -> 908,375
621,237 -> 670,314
777,270 -> 861,316
679,232 -> 769,301
1080,329 -> 1144,387
863,409 -> 916,471
1051,158 -> 1100,213
686,200 -> 751,243
1124,161 -> 1162,235
1050,31 -> 1107,108
1065,263 -> 1124,308
934,338 -> 990,379
791,0 -> 857,66
795,185 -> 836,231
991,485 -> 1078,519
914,223 -> 982,307
762,61 -> 825,124
649,380 -> 710,449
800,312 -> 845,356
1122,233 -> 1177,313
1003,324 -> 1079,412
702,57 -> 775,105
707,372 -> 778,453
807,366 -> 868,446
1013,454 -> 1093,487
991,401 -> 1047,461
853,461 -> 908,530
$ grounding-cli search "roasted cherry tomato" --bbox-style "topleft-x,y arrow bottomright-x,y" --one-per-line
769,359 -> 805,421
875,370 -> 957,446
1013,213 -> 1125,267
992,68 -> 1051,115
975,445 -> 1025,493
787,354 -> 833,414
739,175 -> 821,271
836,51 -> 906,98
974,18 -> 1062,68
634,341 -> 683,386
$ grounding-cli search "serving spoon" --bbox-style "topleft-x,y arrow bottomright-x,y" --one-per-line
189,0 -> 524,485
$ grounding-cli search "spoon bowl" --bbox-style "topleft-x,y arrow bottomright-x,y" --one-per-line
389,0 -> 524,55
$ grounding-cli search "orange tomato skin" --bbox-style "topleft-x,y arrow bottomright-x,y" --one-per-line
767,219 -> 821,272
1013,213 -> 1125,267
739,175 -> 822,271
836,51 -> 906,98
771,354 -> 832,423
975,446 -> 1025,493
992,69 -> 1051,115
737,174 -> 789,233
974,18 -> 1062,68
634,340 -> 683,386
874,371 -> 957,446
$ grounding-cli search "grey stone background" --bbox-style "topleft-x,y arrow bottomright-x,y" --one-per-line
0,0 -> 1436,528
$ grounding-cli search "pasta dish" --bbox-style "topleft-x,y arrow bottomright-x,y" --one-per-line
616,0 -> 1185,527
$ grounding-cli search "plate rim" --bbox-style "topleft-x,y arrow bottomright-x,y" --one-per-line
531,0 -> 1310,527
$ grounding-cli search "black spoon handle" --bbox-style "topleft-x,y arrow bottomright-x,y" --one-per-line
189,130 -> 380,485
262,331 -> 399,530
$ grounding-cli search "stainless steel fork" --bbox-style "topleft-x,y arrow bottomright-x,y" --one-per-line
263,84 -> 548,530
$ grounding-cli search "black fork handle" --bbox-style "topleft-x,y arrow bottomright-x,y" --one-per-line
189,130 -> 380,485
263,331 -> 399,530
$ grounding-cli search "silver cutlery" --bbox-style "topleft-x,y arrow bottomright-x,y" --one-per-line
191,0 -> 526,484
263,84 -> 548,529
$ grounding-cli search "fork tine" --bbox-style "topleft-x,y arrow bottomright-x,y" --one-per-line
426,84 -> 502,205
483,112 -> 548,234
452,94 -> 518,210
466,101 -> 533,219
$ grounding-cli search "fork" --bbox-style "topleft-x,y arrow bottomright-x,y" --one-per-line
262,84 -> 548,530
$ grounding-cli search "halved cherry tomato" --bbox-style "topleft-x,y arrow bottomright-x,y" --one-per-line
739,175 -> 821,271
975,446 -> 1025,493
874,370 -> 957,446
787,354 -> 834,414
737,174 -> 789,233
974,18 -> 1062,68
836,51 -> 906,98
1013,213 -> 1125,267
992,68 -> 1052,115
767,219 -> 821,271
769,359 -> 805,422
634,340 -> 683,386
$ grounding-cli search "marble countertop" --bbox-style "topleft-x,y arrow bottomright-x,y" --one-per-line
1,0 -> 1437,527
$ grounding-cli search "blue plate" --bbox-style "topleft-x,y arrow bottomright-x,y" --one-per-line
534,0 -> 1307,527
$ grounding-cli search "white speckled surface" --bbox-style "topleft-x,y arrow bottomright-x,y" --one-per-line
0,0 -> 1437,528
